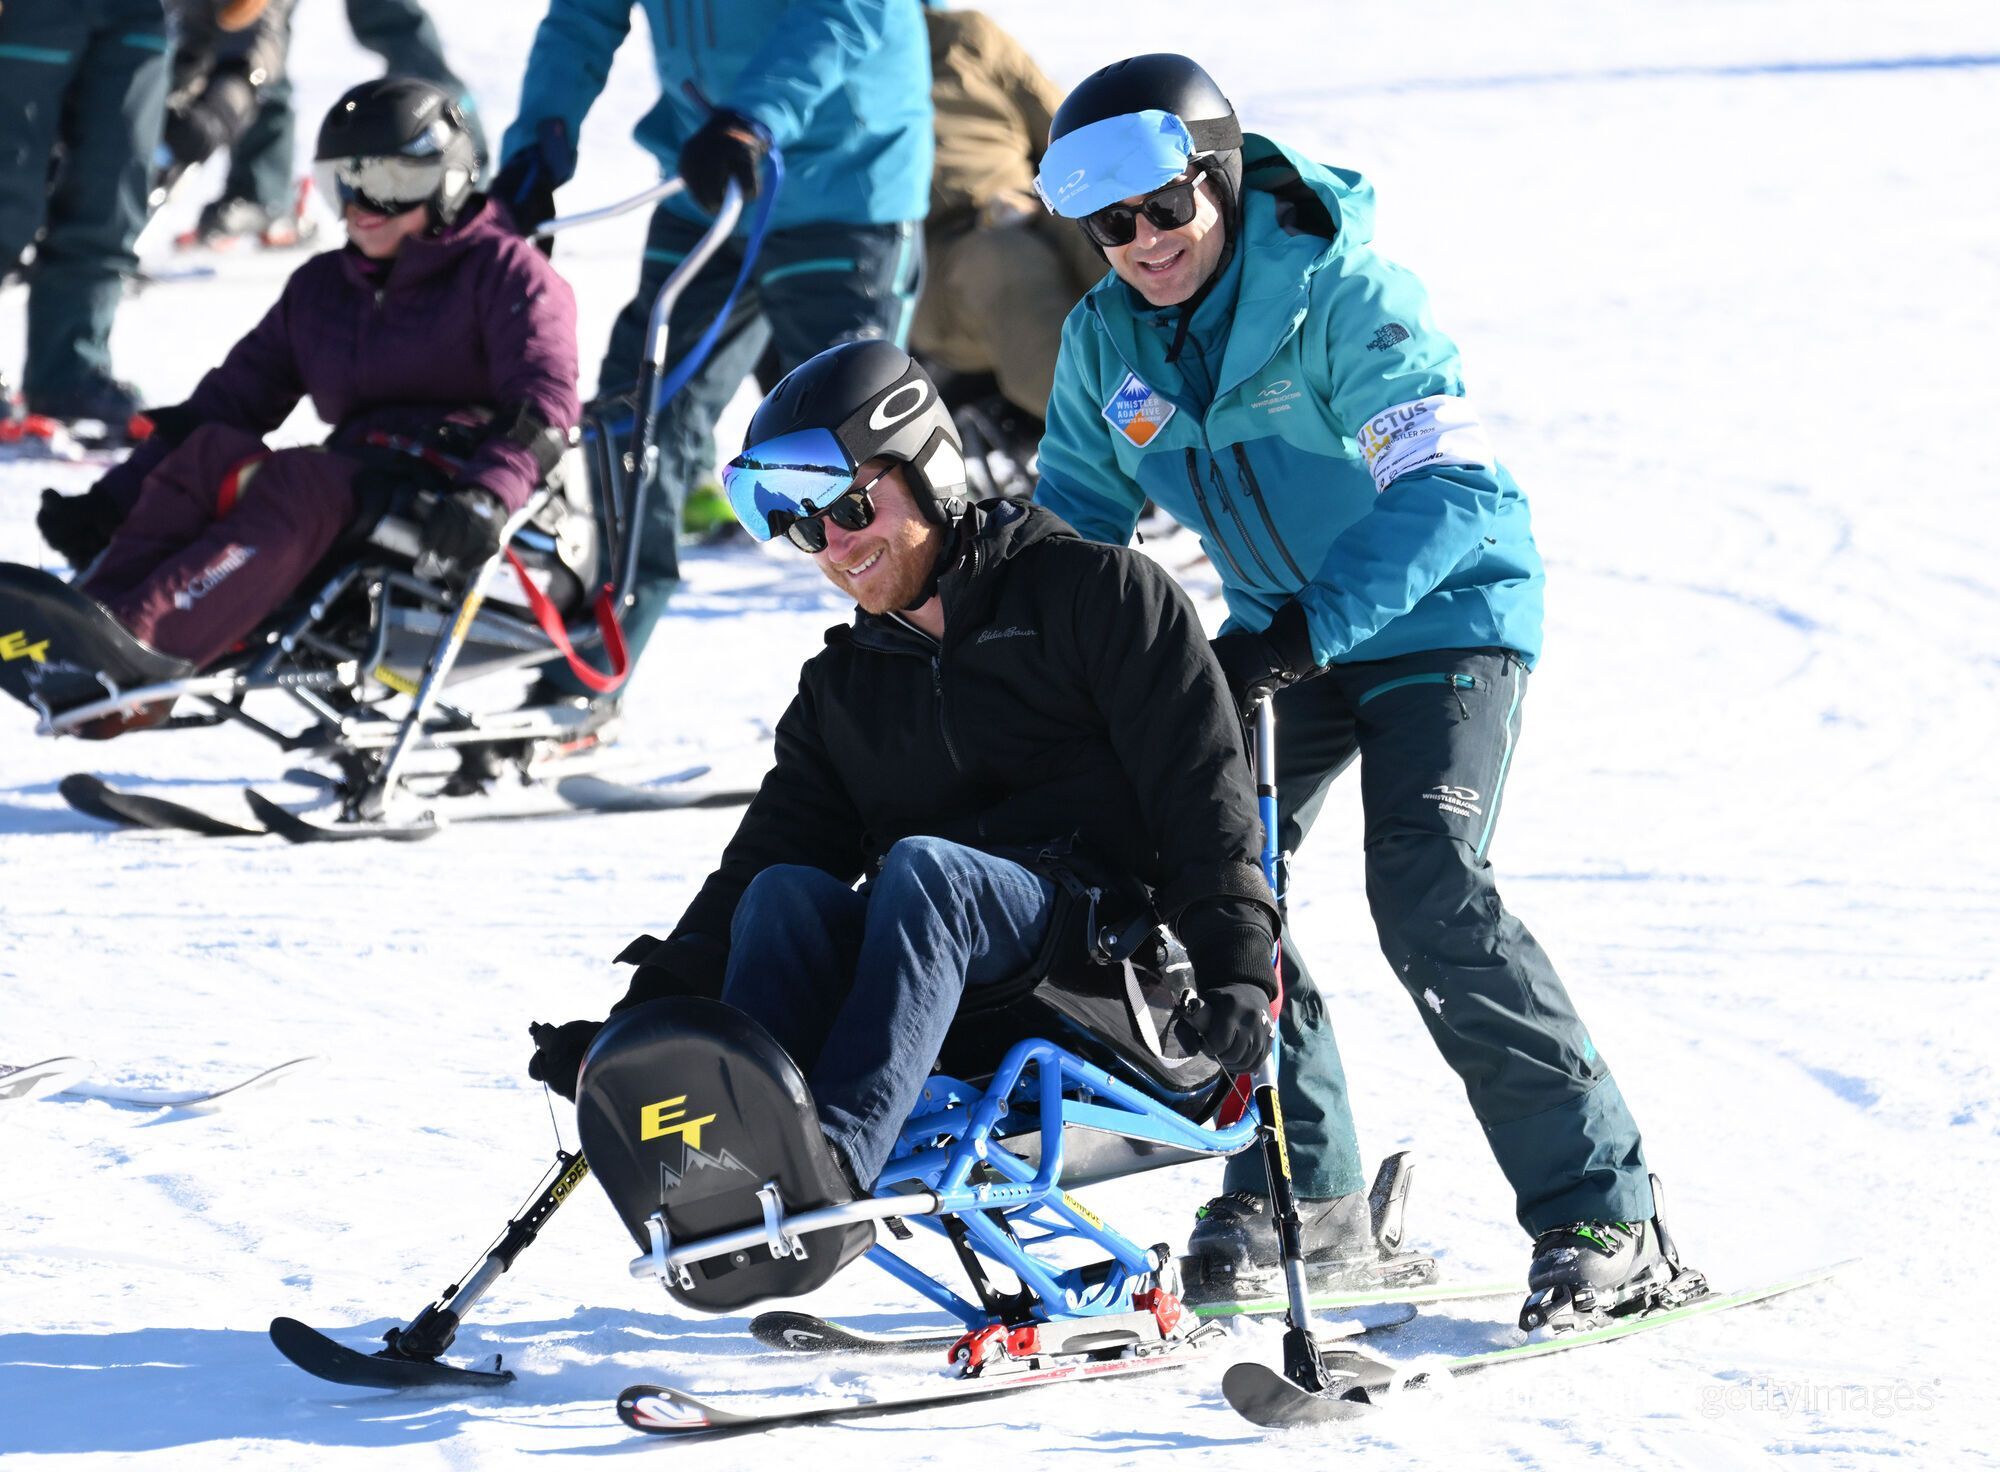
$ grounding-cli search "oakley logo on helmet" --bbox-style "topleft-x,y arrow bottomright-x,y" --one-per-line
868,380 -> 931,432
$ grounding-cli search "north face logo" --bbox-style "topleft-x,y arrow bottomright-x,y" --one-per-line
1367,323 -> 1411,352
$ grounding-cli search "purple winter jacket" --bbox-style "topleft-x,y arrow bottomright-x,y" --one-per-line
101,200 -> 580,515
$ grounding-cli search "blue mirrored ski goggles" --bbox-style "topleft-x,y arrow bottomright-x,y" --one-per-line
1034,110 -> 1197,220
723,429 -> 892,552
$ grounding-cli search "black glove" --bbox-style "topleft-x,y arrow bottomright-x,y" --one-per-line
163,69 -> 258,168
1180,983 -> 1275,1074
1209,598 -> 1321,718
676,109 -> 770,215
421,487 -> 507,572
38,486 -> 124,568
527,1019 -> 602,1102
490,118 -> 572,236
613,932 -> 723,1010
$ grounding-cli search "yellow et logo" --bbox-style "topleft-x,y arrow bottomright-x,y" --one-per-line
640,1094 -> 719,1148
1,630 -> 50,663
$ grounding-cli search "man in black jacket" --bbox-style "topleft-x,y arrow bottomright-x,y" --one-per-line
528,342 -> 1280,1192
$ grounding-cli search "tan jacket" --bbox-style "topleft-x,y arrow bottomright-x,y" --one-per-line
925,9 -> 1064,226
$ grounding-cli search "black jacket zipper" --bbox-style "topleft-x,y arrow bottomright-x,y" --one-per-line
1207,457 -> 1278,584
1183,449 -> 1251,583
1231,443 -> 1307,583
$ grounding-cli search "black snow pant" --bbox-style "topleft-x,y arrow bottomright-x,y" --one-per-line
1217,646 -> 1655,1236
0,0 -> 168,400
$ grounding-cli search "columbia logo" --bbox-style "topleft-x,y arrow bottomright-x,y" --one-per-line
1366,323 -> 1410,352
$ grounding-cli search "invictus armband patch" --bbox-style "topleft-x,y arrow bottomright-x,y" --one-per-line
1356,394 -> 1493,493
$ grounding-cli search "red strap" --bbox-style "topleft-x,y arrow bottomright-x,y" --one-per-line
503,548 -> 628,694
215,451 -> 269,516
1214,950 -> 1285,1129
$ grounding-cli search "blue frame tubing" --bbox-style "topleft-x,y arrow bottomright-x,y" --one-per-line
859,1038 -> 1260,1330
847,699 -> 1287,1333
607,149 -> 784,608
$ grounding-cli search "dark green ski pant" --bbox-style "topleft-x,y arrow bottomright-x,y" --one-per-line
0,0 -> 168,398
1218,647 -> 1655,1236
534,208 -> 922,698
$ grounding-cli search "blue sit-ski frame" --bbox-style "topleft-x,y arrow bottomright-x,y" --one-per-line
852,697 -> 1285,1331
859,1042 -> 1261,1329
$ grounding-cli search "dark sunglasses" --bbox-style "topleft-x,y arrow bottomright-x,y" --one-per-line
773,463 -> 895,552
1079,175 -> 1202,248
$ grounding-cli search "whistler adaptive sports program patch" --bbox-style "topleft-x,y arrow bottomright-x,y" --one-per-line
1101,372 -> 1177,447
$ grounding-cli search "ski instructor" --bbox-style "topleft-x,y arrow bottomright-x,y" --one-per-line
489,0 -> 932,711
526,341 -> 1281,1199
1030,54 -> 1671,1327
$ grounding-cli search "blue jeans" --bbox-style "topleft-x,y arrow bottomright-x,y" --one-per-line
720,837 -> 1055,1188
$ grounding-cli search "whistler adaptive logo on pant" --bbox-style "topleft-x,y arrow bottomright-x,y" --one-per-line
172,544 -> 257,611
1424,783 -> 1483,819
1101,372 -> 1177,447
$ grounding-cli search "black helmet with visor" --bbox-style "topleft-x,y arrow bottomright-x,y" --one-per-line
315,76 -> 479,230
723,342 -> 969,551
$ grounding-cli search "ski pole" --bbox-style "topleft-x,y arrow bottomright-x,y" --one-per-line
1245,690 -> 1334,1393
385,1149 -> 591,1360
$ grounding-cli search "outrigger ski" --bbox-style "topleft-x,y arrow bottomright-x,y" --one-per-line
1222,1260 -> 1853,1428
59,774 -> 266,837
269,1316 -> 512,1391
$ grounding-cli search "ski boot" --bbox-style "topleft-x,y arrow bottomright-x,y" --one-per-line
181,193 -> 318,251
1181,1152 -> 1436,1303
1518,1174 -> 1707,1334
681,479 -> 744,543
23,372 -> 152,448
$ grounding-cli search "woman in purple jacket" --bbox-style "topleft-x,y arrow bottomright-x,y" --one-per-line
35,77 -> 580,681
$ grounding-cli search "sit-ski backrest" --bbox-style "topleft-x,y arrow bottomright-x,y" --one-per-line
575,999 -> 876,1314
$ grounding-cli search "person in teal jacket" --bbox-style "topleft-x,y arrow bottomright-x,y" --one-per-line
491,0 -> 933,706
1034,55 -> 1681,1332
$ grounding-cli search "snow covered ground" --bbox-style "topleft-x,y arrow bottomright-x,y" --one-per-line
4,1 -> 1997,1465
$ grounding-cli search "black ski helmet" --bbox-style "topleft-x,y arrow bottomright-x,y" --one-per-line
1047,54 -> 1244,227
315,76 -> 478,228
743,342 -> 968,526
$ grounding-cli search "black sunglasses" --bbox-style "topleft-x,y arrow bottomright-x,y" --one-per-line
1079,175 -> 1203,248
775,462 -> 895,552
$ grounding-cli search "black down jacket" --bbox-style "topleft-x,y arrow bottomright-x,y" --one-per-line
643,500 -> 1277,998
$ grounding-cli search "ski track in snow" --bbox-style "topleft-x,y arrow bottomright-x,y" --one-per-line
3,1 -> 1997,1466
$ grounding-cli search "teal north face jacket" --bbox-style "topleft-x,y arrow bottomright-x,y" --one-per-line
1034,135 -> 1545,668
498,0 -> 932,234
